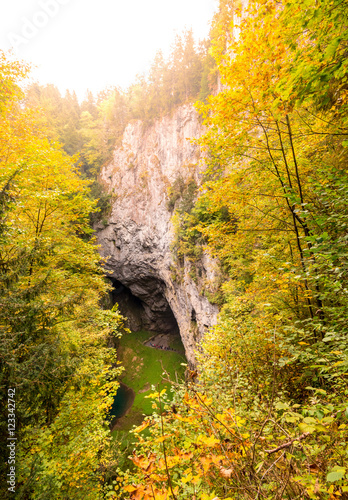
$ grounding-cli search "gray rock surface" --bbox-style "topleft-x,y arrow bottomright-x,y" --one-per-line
97,104 -> 219,366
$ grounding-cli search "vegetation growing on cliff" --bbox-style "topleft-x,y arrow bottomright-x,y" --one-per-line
25,30 -> 215,180
23,31 -> 215,226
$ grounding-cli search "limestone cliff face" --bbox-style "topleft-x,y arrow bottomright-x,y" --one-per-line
96,104 -> 219,366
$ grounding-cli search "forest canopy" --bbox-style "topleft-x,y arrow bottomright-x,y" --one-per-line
0,51 -> 126,499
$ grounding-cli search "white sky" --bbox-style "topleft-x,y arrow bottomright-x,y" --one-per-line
0,0 -> 218,101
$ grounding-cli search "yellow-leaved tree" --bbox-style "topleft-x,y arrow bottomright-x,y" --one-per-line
0,51 -> 125,499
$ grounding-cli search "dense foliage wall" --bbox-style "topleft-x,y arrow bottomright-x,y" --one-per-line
0,53 -> 126,499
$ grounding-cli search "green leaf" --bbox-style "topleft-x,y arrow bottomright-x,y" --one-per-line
303,417 -> 317,424
298,423 -> 316,433
275,402 -> 290,410
324,38 -> 341,61
326,467 -> 346,482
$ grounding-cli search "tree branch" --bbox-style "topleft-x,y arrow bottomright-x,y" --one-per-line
265,432 -> 311,454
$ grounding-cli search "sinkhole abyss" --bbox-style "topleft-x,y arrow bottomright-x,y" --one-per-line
108,277 -> 179,335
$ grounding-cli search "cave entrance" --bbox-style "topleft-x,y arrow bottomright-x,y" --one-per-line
107,276 -> 185,429
108,277 -> 180,336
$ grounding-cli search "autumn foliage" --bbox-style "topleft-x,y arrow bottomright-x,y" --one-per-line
2,0 -> 348,497
119,0 -> 348,498
0,52 -> 125,499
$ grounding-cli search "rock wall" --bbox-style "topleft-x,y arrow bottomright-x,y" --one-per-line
96,104 -> 219,366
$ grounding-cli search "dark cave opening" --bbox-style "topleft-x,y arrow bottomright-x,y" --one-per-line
191,308 -> 197,323
108,277 -> 180,336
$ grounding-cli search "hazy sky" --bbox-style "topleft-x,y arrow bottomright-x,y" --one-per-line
0,0 -> 218,100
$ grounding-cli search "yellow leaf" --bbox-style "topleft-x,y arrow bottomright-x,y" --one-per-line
173,414 -> 192,423
144,392 -> 160,399
197,435 -> 220,447
192,475 -> 202,485
133,421 -> 150,434
181,473 -> 193,484
123,484 -> 138,493
154,434 -> 172,443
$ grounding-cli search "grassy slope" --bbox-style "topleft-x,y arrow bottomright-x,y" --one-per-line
115,330 -> 186,431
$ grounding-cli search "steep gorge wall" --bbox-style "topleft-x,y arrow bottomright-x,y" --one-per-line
96,105 -> 219,365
